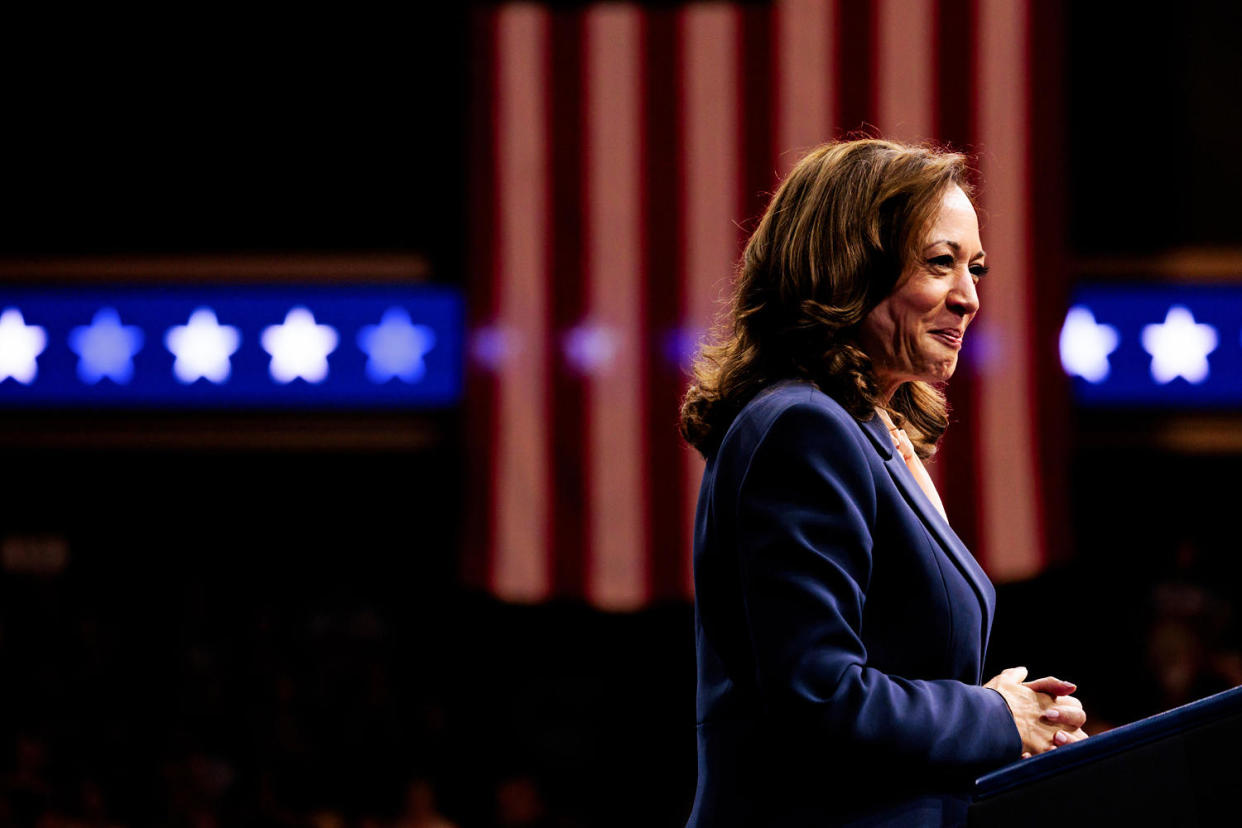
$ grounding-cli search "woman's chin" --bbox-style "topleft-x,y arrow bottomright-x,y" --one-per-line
916,358 -> 958,385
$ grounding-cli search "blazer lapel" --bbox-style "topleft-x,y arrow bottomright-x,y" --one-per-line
858,413 -> 996,660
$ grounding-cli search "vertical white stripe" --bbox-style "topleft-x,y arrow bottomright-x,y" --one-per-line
874,0 -> 941,507
976,0 -> 1041,581
494,5 -> 552,601
775,0 -> 834,173
682,5 -> 740,595
875,0 -> 935,144
585,5 -> 646,610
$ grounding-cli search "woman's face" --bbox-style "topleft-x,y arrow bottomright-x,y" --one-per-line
857,184 -> 985,401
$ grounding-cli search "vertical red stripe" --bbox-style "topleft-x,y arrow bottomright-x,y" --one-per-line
976,0 -> 1043,581
548,9 -> 589,599
584,5 -> 647,610
935,0 -> 977,147
1028,0 -> 1070,567
740,5 -> 775,227
874,0 -> 936,145
644,8 -> 689,603
680,5 -> 741,599
493,5 -> 552,601
464,7 -> 497,593
874,0 -> 941,492
835,0 -> 875,135
936,0 -> 982,557
774,0 -> 834,173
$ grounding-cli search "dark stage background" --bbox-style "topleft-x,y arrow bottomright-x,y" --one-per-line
3,3 -> 1242,826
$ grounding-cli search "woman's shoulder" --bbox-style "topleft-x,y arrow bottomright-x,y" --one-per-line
717,379 -> 865,461
736,378 -> 855,426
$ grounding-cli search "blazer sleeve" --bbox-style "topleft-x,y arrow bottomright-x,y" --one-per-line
732,401 -> 1021,771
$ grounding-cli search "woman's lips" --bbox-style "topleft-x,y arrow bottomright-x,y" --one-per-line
930,329 -> 963,349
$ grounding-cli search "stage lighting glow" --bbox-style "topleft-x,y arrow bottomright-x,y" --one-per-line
0,308 -> 47,384
0,287 -> 462,408
357,307 -> 436,383
68,308 -> 144,384
261,307 -> 339,384
1059,305 -> 1119,383
165,308 -> 242,384
1141,305 -> 1218,384
470,325 -> 515,371
662,327 -> 701,371
563,322 -> 619,375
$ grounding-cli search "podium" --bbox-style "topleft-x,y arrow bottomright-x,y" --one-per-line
970,685 -> 1242,826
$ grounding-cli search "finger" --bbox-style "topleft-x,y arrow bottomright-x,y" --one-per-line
1002,666 -> 1029,683
1021,752 -> 1032,760
1053,727 -> 1090,746
1042,706 -> 1087,729
1023,676 -> 1077,694
1023,676 -> 1077,696
1053,694 -> 1083,709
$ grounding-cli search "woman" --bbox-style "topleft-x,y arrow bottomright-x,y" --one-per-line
680,140 -> 1086,827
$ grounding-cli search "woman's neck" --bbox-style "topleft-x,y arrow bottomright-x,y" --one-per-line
875,376 -> 902,407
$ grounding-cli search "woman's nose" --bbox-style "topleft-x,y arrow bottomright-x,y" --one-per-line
948,269 -> 980,316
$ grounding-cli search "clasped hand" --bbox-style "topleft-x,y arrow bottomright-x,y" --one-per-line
984,666 -> 1088,759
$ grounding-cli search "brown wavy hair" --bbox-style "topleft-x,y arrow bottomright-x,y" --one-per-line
679,139 -> 974,459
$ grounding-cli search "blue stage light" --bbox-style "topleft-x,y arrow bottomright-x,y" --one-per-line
261,307 -> 339,384
1060,305 -> 1119,384
357,307 -> 436,384
1063,285 -> 1242,407
68,308 -> 145,385
1139,305 -> 1218,385
0,308 -> 46,385
0,286 -> 462,409
165,308 -> 242,385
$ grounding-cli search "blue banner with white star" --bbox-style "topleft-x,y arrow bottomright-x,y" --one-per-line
0,286 -> 463,408
1060,284 -> 1242,406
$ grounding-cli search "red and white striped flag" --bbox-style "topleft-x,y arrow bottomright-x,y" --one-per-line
466,0 -> 1066,609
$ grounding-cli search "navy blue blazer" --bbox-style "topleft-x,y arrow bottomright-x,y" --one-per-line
687,381 -> 1021,827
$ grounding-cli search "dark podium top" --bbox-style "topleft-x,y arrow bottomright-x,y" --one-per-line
971,685 -> 1242,827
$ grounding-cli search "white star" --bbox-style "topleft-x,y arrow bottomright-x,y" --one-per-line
260,307 -> 338,384
69,308 -> 144,384
357,307 -> 436,383
164,308 -> 241,384
1059,305 -> 1119,383
1141,305 -> 1218,384
0,308 -> 47,384
563,322 -> 620,375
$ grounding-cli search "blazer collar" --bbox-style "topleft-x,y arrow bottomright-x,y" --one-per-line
859,410 -> 895,460
860,411 -> 997,662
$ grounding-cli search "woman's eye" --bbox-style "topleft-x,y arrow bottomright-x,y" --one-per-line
970,264 -> 990,279
927,255 -> 954,269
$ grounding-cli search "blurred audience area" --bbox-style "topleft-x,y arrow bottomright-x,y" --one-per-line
0,448 -> 694,826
